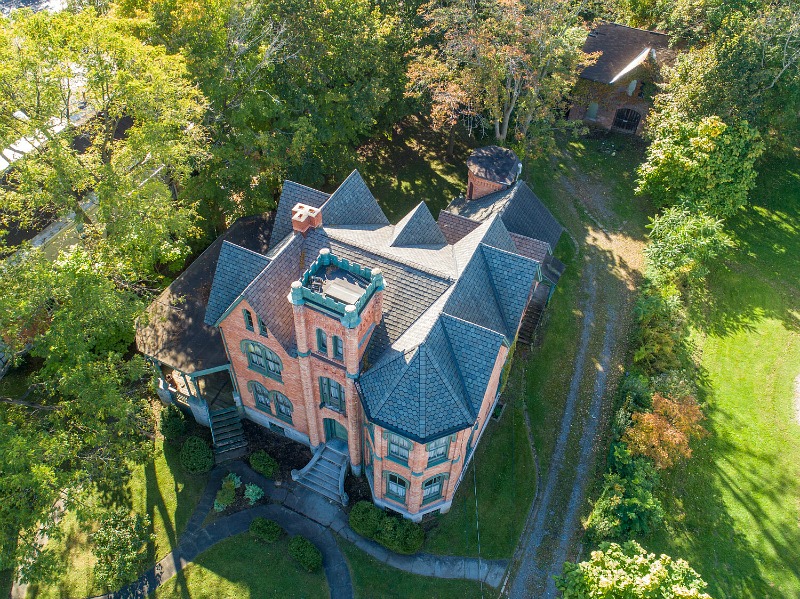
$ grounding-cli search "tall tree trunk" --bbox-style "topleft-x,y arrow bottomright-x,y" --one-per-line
447,124 -> 457,158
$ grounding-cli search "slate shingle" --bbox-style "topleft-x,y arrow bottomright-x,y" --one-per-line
390,202 -> 447,247
270,181 -> 329,251
204,242 -> 270,326
321,170 -> 390,227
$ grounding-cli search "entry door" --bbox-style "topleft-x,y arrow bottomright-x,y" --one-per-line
324,418 -> 348,442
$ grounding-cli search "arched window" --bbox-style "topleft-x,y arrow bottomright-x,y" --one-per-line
319,377 -> 345,413
385,472 -> 408,504
273,392 -> 293,424
422,474 -> 446,504
241,340 -> 283,382
612,108 -> 641,133
248,381 -> 271,412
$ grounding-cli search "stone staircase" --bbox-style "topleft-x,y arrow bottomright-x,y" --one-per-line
518,283 -> 551,344
209,406 -> 248,460
291,441 -> 349,505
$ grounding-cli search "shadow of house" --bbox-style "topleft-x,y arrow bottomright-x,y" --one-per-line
569,23 -> 675,135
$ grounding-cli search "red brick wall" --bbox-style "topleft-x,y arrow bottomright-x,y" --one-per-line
467,170 -> 507,200
569,78 -> 651,135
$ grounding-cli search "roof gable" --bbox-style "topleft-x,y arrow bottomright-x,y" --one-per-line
390,202 -> 447,247
321,170 -> 390,228
480,244 -> 541,335
500,182 -> 563,250
204,242 -> 270,326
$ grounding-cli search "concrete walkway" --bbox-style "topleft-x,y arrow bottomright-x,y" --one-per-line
92,460 -> 507,598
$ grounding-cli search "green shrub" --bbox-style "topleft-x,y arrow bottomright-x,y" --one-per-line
348,500 -> 424,554
288,536 -> 322,572
160,404 -> 186,441
224,472 -> 242,488
349,501 -> 384,538
91,509 -> 154,590
180,436 -> 214,474
244,483 -> 265,505
376,515 -> 425,554
586,445 -> 664,541
250,517 -> 282,543
214,478 -> 236,512
249,450 -> 278,478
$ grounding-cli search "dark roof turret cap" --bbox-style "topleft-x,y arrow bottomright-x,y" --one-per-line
467,146 -> 521,186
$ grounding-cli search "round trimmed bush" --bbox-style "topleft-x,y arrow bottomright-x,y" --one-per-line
160,404 -> 186,441
249,450 -> 278,478
349,501 -> 383,538
180,436 -> 214,473
376,515 -> 425,554
250,517 -> 283,543
288,536 -> 322,572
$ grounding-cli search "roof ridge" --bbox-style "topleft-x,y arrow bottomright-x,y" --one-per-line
282,179 -> 330,196
391,201 -> 447,247
371,349 -> 416,416
323,228 -> 455,281
435,319 -> 476,420
220,239 -> 271,261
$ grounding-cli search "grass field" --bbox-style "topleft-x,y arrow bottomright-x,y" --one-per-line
647,150 -> 800,598
21,437 -> 207,598
339,541 -> 484,599
154,533 -> 328,599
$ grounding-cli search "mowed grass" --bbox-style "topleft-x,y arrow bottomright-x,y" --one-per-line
647,150 -> 800,598
422,390 -> 535,559
154,533 -> 328,599
23,437 -> 207,598
339,541 -> 484,599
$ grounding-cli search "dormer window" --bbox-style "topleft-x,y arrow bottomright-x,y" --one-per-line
243,309 -> 254,332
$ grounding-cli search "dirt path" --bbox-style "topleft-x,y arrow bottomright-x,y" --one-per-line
506,154 -> 645,597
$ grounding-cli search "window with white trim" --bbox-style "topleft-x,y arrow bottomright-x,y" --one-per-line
385,472 -> 408,503
426,437 -> 450,467
388,433 -> 412,464
422,474 -> 445,504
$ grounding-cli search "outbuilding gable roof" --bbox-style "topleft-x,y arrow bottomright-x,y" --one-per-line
580,22 -> 671,84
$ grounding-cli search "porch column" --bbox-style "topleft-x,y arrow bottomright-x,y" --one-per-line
290,282 -> 322,448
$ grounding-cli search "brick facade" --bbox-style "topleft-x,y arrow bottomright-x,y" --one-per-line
569,77 -> 652,135
467,169 -> 507,200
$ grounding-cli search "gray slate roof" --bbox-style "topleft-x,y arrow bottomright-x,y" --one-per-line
467,146 -> 521,185
205,242 -> 270,326
581,22 -> 671,84
390,202 -> 447,247
359,315 -> 505,442
437,210 -> 481,244
136,215 -> 273,374
321,170 -> 390,228
270,181 -> 330,250
446,181 -> 563,251
199,171 -> 558,442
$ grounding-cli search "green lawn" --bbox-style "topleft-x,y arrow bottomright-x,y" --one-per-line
646,150 -> 800,599
352,115 -> 476,223
22,437 -> 207,598
339,540 -> 485,599
422,378 -> 536,559
154,533 -> 328,599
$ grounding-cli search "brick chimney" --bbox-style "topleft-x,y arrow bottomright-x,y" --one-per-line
291,203 -> 323,236
466,146 -> 522,200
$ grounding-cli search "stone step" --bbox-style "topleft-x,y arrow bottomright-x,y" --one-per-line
304,470 -> 339,491
211,412 -> 241,426
320,451 -> 346,466
324,442 -> 349,459
211,406 -> 238,418
307,466 -> 339,486
295,477 -> 341,503
215,439 -> 248,455
314,460 -> 341,478
213,421 -> 244,436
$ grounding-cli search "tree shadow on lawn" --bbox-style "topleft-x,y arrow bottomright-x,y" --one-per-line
652,399 -> 800,599
351,115 -> 477,222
